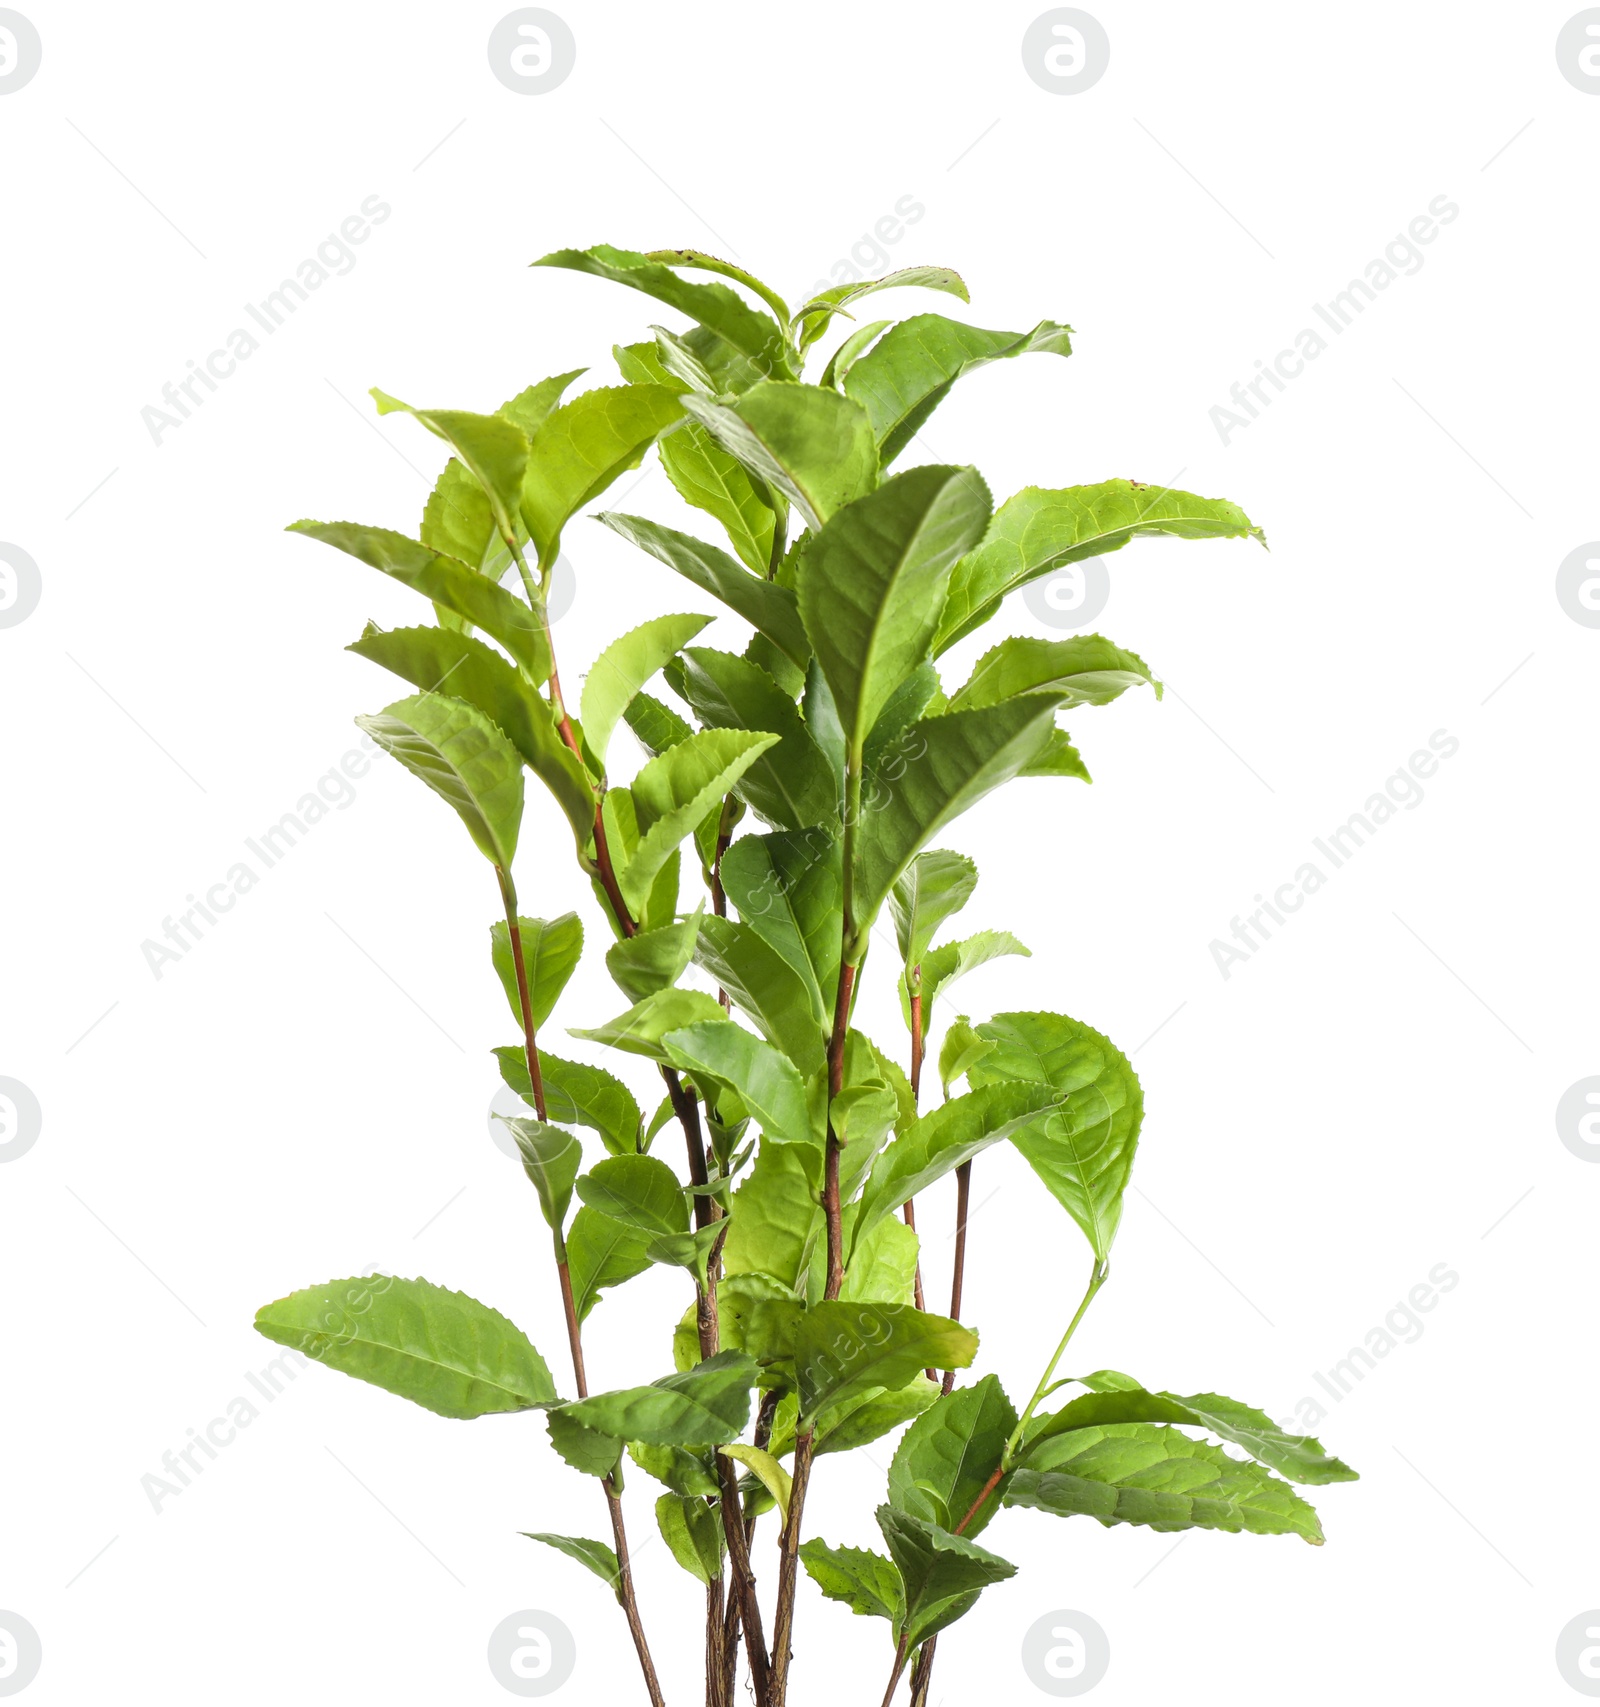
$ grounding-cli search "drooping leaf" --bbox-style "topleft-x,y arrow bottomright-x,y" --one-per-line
800,1539 -> 905,1626
902,930 -> 1031,1024
681,383 -> 878,532
496,1048 -> 643,1156
845,314 -> 1073,465
566,1205 -> 653,1320
254,1275 -> 556,1419
794,1303 -> 977,1423
875,1504 -> 1017,1646
357,694 -> 523,867
600,512 -> 811,668
655,1493 -> 727,1584
1003,1423 -> 1325,1543
720,829 -> 842,1023
720,1444 -> 793,1520
523,1532 -> 621,1602
887,849 -> 978,970
370,394 -> 527,548
604,910 -> 703,1003
641,247 -> 793,329
570,987 -> 728,1060
500,1117 -> 583,1231
659,420 -> 777,574
949,633 -> 1160,713
490,912 -> 583,1029
559,1350 -> 758,1447
937,479 -> 1266,653
692,915 -> 827,1074
888,1375 -> 1017,1540
796,465 -> 991,756
662,1020 -> 815,1147
969,1012 -> 1143,1263
580,612 -> 713,775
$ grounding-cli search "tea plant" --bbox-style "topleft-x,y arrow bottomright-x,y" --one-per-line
256,244 -> 1355,1706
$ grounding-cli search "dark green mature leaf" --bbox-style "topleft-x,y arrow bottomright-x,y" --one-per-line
851,1081 -> 1065,1257
662,1020 -> 815,1147
937,479 -> 1266,653
561,1351 -> 758,1447
570,987 -> 727,1060
675,647 -> 837,832
521,383 -> 684,568
887,849 -> 978,969
876,1505 -> 1017,1646
605,910 -> 703,1003
496,1049 -> 643,1156
623,730 -> 780,913
581,613 -> 713,775
575,1154 -> 722,1279
659,421 -> 777,574
888,1375 -> 1017,1540
795,1303 -> 977,1422
1064,1372 -> 1358,1485
629,1440 -> 721,1498
845,314 -> 1073,464
358,694 -> 523,866
681,383 -> 877,532
904,930 -> 1031,1023
969,1012 -> 1142,1262
656,1493 -> 726,1584
721,1141 -> 821,1291
720,829 -> 842,1023
523,1533 -> 622,1602
290,522 -> 552,679
254,1275 -> 556,1418
950,634 -> 1160,713
371,394 -> 527,548
1004,1424 -> 1325,1542
693,915 -> 827,1073
501,1117 -> 583,1231
535,245 -> 787,375
491,912 -> 583,1029
852,696 -> 1065,951
547,1406 -> 625,1478
600,512 -> 811,668
797,465 -> 991,756
566,1205 -> 652,1319
800,1540 -> 905,1626
798,265 -> 969,350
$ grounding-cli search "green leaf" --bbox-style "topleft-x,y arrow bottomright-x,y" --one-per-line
629,1441 -> 721,1498
675,647 -> 838,832
491,912 -> 583,1030
800,1540 -> 905,1627
500,1117 -> 583,1231
547,1406 -> 624,1478
523,1533 -> 621,1602
845,314 -> 1073,465
574,1154 -> 723,1280
720,829 -> 842,1024
623,730 -> 780,913
681,383 -> 878,532
659,421 -> 777,574
290,522 -> 552,679
623,689 -> 694,758
949,633 -> 1160,714
604,910 -> 703,1003
692,915 -> 827,1074
419,460 -> 503,582
641,247 -> 793,329
600,512 -> 811,668
521,383 -> 684,568
969,1012 -> 1143,1263
566,1206 -> 652,1320
534,245 -> 787,375
904,930 -> 1031,1023
1003,1423 -> 1325,1543
560,1350 -> 758,1447
938,1017 -> 996,1097
850,1080 -> 1066,1259
571,987 -> 728,1060
721,1141 -> 821,1292
371,394 -> 528,549
937,479 -> 1266,653
852,696 -> 1065,952
875,1504 -> 1017,1646
888,1375 -> 1017,1540
501,368 -> 590,440
720,1444 -> 792,1520
839,1213 -> 920,1306
357,693 -> 523,867
496,1049 -> 643,1156
820,319 -> 892,390
581,613 -> 713,775
663,1020 -> 815,1147
655,1493 -> 726,1584
794,1303 -> 977,1423
815,1375 -> 939,1457
254,1275 -> 556,1419
614,339 -> 679,389
1020,728 -> 1091,782
887,850 -> 977,970
797,465 -> 991,757
798,265 -> 970,350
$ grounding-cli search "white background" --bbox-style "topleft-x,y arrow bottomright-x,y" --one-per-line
2,2 -> 1597,1701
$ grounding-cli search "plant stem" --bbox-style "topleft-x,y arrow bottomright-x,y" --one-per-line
940,1160 -> 974,1395
495,868 -> 547,1121
879,1634 -> 911,1707
905,981 -> 928,1322
768,1421 -> 814,1706
1005,1258 -> 1109,1466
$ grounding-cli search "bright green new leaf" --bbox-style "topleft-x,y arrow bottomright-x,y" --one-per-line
523,1532 -> 622,1602
800,1540 -> 905,1627
719,829 -> 842,1023
888,1374 -> 1017,1540
570,986 -> 727,1060
845,314 -> 1073,465
949,633 -> 1160,713
692,914 -> 827,1073
566,1205 -> 653,1320
720,1444 -> 793,1521
1020,728 -> 1092,782
371,393 -> 528,549
490,912 -> 583,1029
580,612 -> 713,775
659,421 -> 777,574
887,849 -> 977,970
662,1019 -> 815,1146
798,265 -> 969,350
623,689 -> 694,757
721,1141 -> 820,1292
797,465 -> 991,755
903,930 -> 1030,1022
357,694 -> 523,867
575,1154 -> 722,1278
655,1493 -> 726,1584
496,1048 -> 643,1156
604,909 -> 703,1003
820,319 -> 892,390
938,1017 -> 996,1096
499,1117 -> 583,1232
560,1350 -> 758,1447
642,247 -> 793,329
794,1303 -> 977,1423
875,1504 -> 1017,1646
254,1275 -> 556,1419
501,368 -> 589,440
